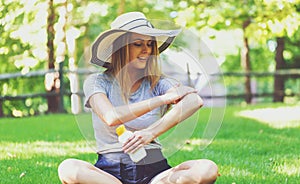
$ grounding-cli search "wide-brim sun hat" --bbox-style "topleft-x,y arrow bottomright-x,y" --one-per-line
91,11 -> 182,68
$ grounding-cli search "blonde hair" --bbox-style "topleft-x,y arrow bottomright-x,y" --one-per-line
105,33 -> 161,102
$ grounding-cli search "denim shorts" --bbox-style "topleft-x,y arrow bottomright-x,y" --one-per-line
94,149 -> 171,184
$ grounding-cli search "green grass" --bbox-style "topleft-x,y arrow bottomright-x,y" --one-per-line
0,103 -> 299,183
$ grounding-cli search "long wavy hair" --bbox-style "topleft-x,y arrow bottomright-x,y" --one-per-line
105,32 -> 161,102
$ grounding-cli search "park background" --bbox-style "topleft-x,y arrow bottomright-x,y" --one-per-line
0,0 -> 300,183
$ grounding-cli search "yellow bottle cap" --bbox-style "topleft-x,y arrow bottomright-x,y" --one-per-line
116,125 -> 126,136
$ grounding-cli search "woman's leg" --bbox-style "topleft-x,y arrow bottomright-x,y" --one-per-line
57,158 -> 122,184
150,159 -> 219,184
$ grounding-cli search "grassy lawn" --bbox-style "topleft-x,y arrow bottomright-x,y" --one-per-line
0,103 -> 299,183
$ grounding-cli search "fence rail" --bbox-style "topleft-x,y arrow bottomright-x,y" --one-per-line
1,68 -> 300,101
216,69 -> 300,77
0,68 -> 299,117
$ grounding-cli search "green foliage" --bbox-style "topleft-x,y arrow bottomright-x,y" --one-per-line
250,46 -> 275,71
221,45 -> 276,104
285,29 -> 300,68
1,0 -> 300,116
221,54 -> 241,71
1,76 -> 48,116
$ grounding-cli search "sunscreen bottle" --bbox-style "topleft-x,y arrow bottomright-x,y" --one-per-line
116,125 -> 147,162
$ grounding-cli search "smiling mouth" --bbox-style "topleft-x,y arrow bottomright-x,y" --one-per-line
138,57 -> 148,61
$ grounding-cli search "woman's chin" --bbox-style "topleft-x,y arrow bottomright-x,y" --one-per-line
129,61 -> 147,70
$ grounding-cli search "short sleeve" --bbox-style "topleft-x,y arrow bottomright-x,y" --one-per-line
83,73 -> 109,108
153,77 -> 180,96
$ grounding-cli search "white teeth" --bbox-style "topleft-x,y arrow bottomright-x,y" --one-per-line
138,57 -> 147,60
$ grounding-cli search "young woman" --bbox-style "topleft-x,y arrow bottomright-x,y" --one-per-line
58,12 -> 219,184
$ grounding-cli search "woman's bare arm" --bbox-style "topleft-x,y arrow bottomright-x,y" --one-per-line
122,88 -> 203,153
89,85 -> 197,126
89,93 -> 166,126
148,92 -> 203,138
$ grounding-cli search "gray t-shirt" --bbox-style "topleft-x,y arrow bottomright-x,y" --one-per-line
84,73 -> 178,153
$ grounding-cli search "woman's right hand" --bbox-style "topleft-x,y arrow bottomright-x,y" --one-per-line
122,129 -> 155,154
162,85 -> 198,105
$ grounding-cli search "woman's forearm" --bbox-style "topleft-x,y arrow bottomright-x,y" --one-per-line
108,96 -> 168,126
147,93 -> 203,138
91,93 -> 167,126
90,85 -> 198,127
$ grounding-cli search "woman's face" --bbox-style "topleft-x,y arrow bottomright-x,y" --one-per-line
128,33 -> 153,70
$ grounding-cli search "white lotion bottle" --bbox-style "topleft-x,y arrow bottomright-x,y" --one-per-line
116,125 -> 147,162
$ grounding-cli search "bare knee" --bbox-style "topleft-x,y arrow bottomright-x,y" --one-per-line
58,158 -> 82,183
169,159 -> 219,184
196,159 -> 219,184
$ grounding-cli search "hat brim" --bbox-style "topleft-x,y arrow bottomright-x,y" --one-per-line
91,26 -> 181,68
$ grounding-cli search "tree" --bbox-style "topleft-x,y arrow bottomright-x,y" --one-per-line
171,0 -> 257,103
3,0 -> 299,116
273,37 -> 285,102
1,0 -> 176,116
241,19 -> 252,103
239,0 -> 300,102
173,0 -> 300,103
0,1 -> 35,116
45,0 -> 61,113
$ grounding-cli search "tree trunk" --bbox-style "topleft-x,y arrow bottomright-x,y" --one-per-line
0,100 -> 3,117
241,19 -> 252,104
46,0 -> 60,113
118,0 -> 125,15
273,37 -> 285,102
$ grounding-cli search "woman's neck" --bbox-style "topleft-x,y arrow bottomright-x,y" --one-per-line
128,68 -> 145,93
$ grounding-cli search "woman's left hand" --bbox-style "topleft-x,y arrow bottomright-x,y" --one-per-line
163,85 -> 198,105
122,129 -> 154,154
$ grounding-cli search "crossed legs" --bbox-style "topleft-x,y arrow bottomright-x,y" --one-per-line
58,158 -> 218,184
150,159 -> 219,184
58,158 -> 122,184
